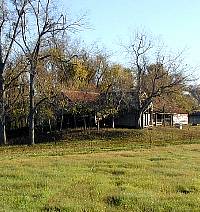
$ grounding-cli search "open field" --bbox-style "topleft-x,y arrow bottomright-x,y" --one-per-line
0,127 -> 200,211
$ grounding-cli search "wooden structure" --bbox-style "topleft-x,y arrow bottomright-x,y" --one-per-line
153,96 -> 189,127
153,112 -> 188,126
154,113 -> 173,126
189,112 -> 200,125
114,104 -> 153,128
60,90 -> 100,129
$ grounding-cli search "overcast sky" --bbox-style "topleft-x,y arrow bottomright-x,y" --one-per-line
59,0 -> 200,76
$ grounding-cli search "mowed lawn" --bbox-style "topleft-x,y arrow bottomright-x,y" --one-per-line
0,128 -> 200,211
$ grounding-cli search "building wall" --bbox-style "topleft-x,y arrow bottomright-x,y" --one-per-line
189,115 -> 200,125
114,111 -> 138,128
143,113 -> 151,127
173,114 -> 188,125
114,111 -> 152,128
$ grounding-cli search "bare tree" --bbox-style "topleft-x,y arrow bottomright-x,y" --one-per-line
188,84 -> 200,107
15,0 -> 84,145
0,0 -> 27,145
97,64 -> 133,128
128,32 -> 188,128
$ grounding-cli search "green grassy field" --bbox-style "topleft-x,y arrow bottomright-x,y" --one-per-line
1,127 -> 200,211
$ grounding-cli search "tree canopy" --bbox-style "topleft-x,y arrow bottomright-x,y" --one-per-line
0,3 -> 198,144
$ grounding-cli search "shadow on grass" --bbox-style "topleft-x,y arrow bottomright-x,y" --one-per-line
7,126 -> 200,146
8,128 -> 144,145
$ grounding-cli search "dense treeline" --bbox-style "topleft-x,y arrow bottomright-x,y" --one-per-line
5,45 -> 135,129
0,0 -> 199,145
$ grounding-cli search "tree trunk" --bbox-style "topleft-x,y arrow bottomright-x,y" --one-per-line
29,69 -> 35,145
73,114 -> 77,129
83,116 -> 87,131
60,108 -> 64,131
48,119 -> 52,132
155,113 -> 157,127
112,115 -> 115,129
0,63 -> 6,145
136,110 -> 144,129
136,99 -> 153,129
97,120 -> 100,132
41,119 -> 44,133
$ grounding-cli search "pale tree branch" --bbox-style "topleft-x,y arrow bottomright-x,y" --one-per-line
3,2 -> 27,64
